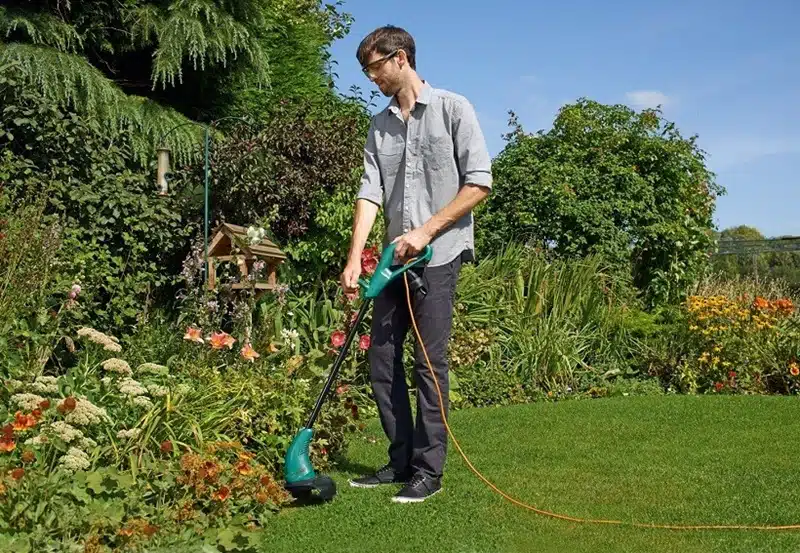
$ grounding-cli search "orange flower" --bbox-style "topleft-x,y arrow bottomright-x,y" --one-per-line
753,297 -> 770,310
240,343 -> 260,362
183,326 -> 204,343
234,460 -> 253,475
255,490 -> 269,504
13,411 -> 37,431
790,362 -> 800,377
21,450 -> 35,464
57,397 -> 76,415
209,331 -> 236,350
0,439 -> 16,453
212,486 -> 231,502
10,468 -> 24,480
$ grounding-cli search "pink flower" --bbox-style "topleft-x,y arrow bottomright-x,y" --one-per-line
331,330 -> 346,348
240,343 -> 260,362
209,331 -> 236,350
359,335 -> 371,351
183,326 -> 204,343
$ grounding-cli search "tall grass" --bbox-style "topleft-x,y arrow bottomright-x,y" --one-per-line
455,243 -> 639,392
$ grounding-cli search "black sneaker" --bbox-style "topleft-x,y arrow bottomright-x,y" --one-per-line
391,473 -> 442,503
348,464 -> 411,488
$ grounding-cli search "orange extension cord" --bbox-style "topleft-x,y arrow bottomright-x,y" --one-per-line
401,272 -> 800,532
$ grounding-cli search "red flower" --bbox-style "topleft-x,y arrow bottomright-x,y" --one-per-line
39,399 -> 50,410
211,486 -> 230,502
10,468 -> 24,480
714,381 -> 724,392
361,246 -> 379,275
728,371 -> 736,380
361,256 -> 378,274
359,335 -> 371,351
330,330 -> 346,348
160,440 -> 173,453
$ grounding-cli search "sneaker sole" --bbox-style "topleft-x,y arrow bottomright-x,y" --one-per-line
390,488 -> 442,503
348,480 -> 381,488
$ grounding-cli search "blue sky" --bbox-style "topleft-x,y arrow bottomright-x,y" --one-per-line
326,0 -> 799,238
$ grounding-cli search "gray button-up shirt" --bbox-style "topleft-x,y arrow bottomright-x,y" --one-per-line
357,81 -> 493,267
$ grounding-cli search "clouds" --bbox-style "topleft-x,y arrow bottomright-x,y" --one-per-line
625,90 -> 671,110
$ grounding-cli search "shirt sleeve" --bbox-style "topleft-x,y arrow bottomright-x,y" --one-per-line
356,118 -> 383,207
452,99 -> 493,189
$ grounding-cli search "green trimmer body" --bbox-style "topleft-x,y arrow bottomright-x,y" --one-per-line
283,243 -> 432,501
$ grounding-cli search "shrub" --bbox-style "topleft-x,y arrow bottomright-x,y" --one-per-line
477,100 -> 724,306
0,84 -> 197,335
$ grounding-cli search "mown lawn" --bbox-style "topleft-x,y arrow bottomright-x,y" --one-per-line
258,395 -> 800,553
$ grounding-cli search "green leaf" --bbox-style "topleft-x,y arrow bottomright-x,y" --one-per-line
86,471 -> 106,494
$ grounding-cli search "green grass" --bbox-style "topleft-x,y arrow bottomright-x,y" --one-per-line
259,395 -> 800,553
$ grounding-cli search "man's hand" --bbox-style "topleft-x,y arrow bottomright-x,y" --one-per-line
340,260 -> 361,297
393,226 -> 434,261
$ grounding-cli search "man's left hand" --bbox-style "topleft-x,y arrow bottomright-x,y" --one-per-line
393,226 -> 434,261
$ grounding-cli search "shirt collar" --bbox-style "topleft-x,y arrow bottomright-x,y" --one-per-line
388,80 -> 432,114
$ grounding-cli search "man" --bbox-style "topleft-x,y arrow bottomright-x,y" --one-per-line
341,25 -> 493,503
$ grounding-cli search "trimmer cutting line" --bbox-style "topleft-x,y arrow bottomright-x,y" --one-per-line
283,244 -> 800,532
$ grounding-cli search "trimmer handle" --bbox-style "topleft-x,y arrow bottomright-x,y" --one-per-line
358,243 -> 432,299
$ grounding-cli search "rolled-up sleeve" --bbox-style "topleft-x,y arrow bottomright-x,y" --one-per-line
356,119 -> 383,206
453,99 -> 493,189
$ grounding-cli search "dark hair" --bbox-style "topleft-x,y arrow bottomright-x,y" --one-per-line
356,25 -> 416,70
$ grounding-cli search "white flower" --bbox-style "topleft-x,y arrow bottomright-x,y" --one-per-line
24,435 -> 48,446
246,225 -> 267,245
133,396 -> 154,410
30,375 -> 59,395
64,397 -> 108,426
6,379 -> 24,392
49,421 -> 83,443
11,393 -> 47,411
146,383 -> 169,397
118,377 -> 147,396
59,447 -> 91,472
80,437 -> 98,449
101,377 -> 112,387
116,428 -> 140,440
102,358 -> 132,376
77,327 -> 122,352
281,328 -> 299,341
137,362 -> 168,375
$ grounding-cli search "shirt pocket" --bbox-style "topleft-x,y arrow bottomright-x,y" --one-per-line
376,134 -> 405,175
421,134 -> 452,172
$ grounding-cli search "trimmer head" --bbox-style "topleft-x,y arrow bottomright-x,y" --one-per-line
285,474 -> 337,502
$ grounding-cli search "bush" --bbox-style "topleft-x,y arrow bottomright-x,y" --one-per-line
0,83 -> 197,335
477,100 -> 724,307
180,95 -> 383,286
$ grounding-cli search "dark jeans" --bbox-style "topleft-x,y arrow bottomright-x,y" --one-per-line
367,253 -> 462,480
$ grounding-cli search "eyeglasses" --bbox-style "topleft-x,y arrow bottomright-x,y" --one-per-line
361,50 -> 400,77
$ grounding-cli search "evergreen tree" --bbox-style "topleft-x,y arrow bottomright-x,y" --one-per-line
0,0 -> 352,164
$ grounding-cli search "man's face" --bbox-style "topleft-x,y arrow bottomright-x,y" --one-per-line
362,49 -> 402,96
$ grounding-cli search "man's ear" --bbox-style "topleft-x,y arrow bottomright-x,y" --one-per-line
396,49 -> 407,69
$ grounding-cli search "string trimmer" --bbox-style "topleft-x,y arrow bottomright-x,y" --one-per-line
283,242 -> 432,502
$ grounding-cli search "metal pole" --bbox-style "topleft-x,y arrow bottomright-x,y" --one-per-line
305,299 -> 372,429
204,126 -> 210,282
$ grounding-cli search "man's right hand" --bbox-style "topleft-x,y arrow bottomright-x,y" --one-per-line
340,261 -> 362,297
